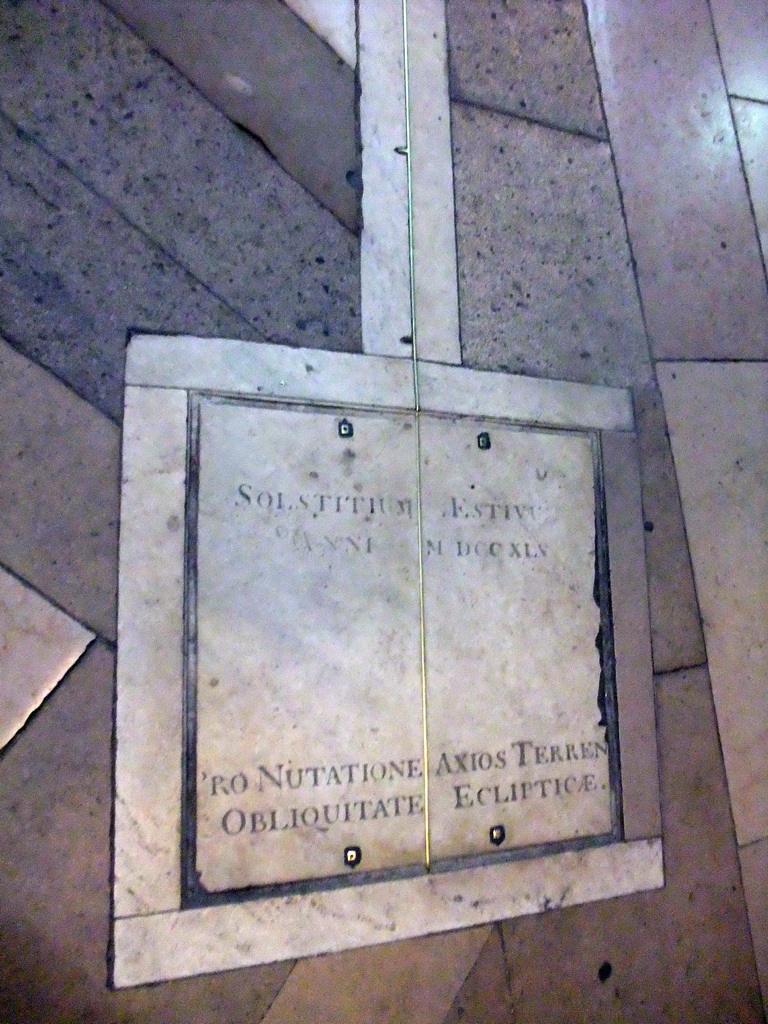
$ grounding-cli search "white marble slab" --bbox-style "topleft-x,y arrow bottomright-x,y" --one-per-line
418,361 -> 634,430
658,362 -> 768,846
359,0 -> 412,358
283,0 -> 356,67
0,566 -> 92,750
114,386 -> 188,916
113,837 -> 662,986
421,422 -> 612,859
125,336 -> 633,431
407,0 -> 462,365
194,400 -> 425,890
125,335 -> 416,407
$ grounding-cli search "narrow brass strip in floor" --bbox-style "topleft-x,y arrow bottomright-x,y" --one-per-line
400,0 -> 432,871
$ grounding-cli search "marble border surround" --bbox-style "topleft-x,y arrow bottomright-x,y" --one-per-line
113,336 -> 662,987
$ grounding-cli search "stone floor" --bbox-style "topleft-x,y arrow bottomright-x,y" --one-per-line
0,0 -> 766,1020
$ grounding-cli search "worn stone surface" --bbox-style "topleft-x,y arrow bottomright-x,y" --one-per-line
447,0 -> 607,139
442,926 -> 514,1024
733,98 -> 768,268
709,0 -> 768,101
452,102 -> 652,389
284,0 -> 356,67
0,0 -> 361,377
633,383 -> 706,673
104,0 -> 360,231
0,641 -> 295,1024
0,337 -> 120,640
408,0 -> 462,365
113,386 -> 187,916
0,113 -> 257,419
261,928 -> 490,1024
586,0 -> 768,361
739,837 -> 768,1013
498,666 -> 763,1023
601,431 -> 660,842
658,362 -> 768,847
358,0 -> 411,357
195,402 -> 424,890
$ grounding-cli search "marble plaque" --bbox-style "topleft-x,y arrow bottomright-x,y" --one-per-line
421,420 -> 612,861
190,395 -> 615,893
113,337 -> 663,985
192,398 -> 425,891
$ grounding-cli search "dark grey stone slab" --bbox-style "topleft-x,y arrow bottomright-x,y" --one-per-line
446,0 -> 607,139
0,115 -> 257,419
102,0 -> 360,232
0,0 -> 361,373
452,101 -> 652,390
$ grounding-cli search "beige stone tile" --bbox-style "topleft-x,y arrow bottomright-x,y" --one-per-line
0,337 -> 119,640
658,362 -> 768,846
709,0 -> 768,102
0,567 -> 92,750
441,926 -> 513,1024
733,98 -> 768,267
498,665 -> 763,1023
452,103 -> 652,389
602,432 -> 661,841
447,0 -> 607,139
0,640 -> 294,1023
114,385 -> 187,916
126,335 -> 634,431
740,837 -> 768,1012
633,384 -> 706,673
261,927 -> 490,1024
585,0 -> 768,360
283,0 -> 356,67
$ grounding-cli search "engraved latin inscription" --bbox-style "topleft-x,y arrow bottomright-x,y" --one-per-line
421,419 -> 612,859
194,402 -> 424,892
193,401 -> 613,892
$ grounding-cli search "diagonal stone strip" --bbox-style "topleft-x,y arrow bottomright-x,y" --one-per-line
0,565 -> 93,751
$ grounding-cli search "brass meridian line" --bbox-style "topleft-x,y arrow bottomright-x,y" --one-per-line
400,0 -> 431,872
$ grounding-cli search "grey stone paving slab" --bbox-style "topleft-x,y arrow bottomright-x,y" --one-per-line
634,383 -> 706,674
452,102 -> 652,389
0,115 -> 256,419
0,336 -> 119,641
496,666 -> 765,1022
103,0 -> 360,231
0,642 -> 295,1023
446,0 -> 607,139
0,0 -> 361,371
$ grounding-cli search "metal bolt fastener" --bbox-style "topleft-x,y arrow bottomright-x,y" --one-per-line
338,418 -> 354,439
489,824 -> 505,847
477,431 -> 491,450
344,845 -> 362,868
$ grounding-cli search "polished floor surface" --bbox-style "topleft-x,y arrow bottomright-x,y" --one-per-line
0,0 -> 766,1020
